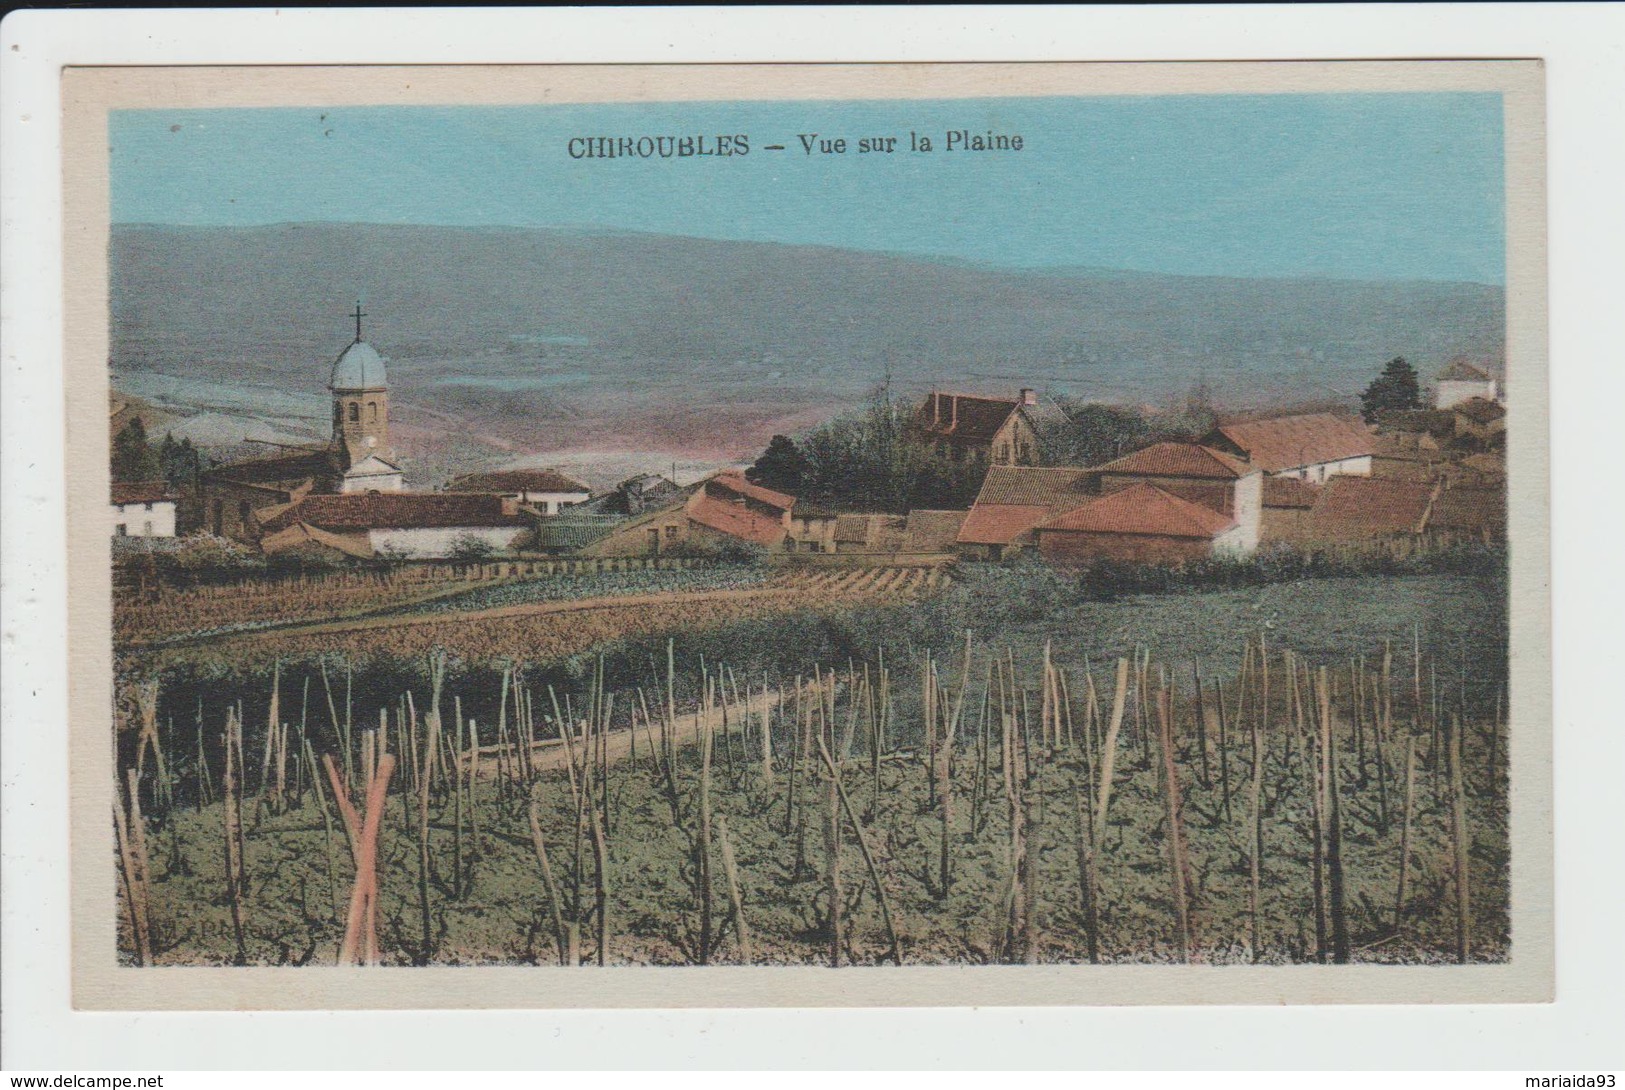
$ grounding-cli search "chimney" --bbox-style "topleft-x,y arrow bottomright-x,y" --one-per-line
1020,388 -> 1037,407
933,392 -> 942,426
950,394 -> 958,428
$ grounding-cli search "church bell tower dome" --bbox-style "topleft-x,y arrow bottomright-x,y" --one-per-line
330,339 -> 388,391
329,301 -> 394,469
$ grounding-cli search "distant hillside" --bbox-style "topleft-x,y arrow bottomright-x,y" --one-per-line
110,223 -> 1505,474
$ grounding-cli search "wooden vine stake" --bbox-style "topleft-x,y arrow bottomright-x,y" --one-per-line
1449,714 -> 1472,964
323,751 -> 396,966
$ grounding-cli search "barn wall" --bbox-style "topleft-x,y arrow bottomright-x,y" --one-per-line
1037,529 -> 1210,566
1437,378 -> 1497,409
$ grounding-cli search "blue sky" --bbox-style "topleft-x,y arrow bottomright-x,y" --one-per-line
111,93 -> 1505,283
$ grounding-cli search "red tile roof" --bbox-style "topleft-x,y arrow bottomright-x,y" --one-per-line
111,481 -> 175,506
1262,475 -> 1320,509
1303,477 -> 1437,540
259,492 -> 528,533
1430,486 -> 1505,534
1209,413 -> 1376,473
970,466 -> 1095,506
1439,357 -> 1493,382
687,493 -> 787,547
711,470 -> 795,511
1038,483 -> 1236,540
913,392 -> 1021,445
446,468 -> 590,494
958,466 -> 1098,546
958,504 -> 1057,547
1098,441 -> 1251,480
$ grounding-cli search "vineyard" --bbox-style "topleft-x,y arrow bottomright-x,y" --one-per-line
114,558 -> 750,647
113,619 -> 1508,968
134,565 -> 949,672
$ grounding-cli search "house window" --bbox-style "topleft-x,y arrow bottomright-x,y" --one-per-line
367,401 -> 378,423
665,525 -> 679,539
116,524 -> 127,537
348,402 -> 360,423
144,501 -> 154,511
143,521 -> 153,536
238,500 -> 251,524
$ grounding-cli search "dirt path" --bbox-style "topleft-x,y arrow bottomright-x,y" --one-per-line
464,682 -> 800,778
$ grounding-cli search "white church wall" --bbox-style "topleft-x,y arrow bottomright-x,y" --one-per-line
368,526 -> 525,559
112,501 -> 177,538
339,472 -> 405,494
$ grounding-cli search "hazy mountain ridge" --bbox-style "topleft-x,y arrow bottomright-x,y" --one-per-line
110,223 -> 1505,476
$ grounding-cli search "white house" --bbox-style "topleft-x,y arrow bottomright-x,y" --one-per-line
1203,413 -> 1377,484
111,482 -> 177,538
445,468 -> 592,515
1435,359 -> 1500,409
256,492 -> 530,560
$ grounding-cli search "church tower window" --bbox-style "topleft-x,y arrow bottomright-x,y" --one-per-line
348,402 -> 360,423
368,401 -> 378,423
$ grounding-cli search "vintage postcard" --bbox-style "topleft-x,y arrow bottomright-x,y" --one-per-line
63,60 -> 1550,1009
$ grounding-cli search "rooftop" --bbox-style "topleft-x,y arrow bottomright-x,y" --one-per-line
1208,413 -> 1376,473
1038,482 -> 1236,540
1438,358 -> 1493,382
687,493 -> 789,547
913,392 -> 1022,445
447,468 -> 591,495
1262,475 -> 1320,509
1303,477 -> 1437,540
709,470 -> 796,511
111,481 -> 176,506
958,466 -> 1096,545
260,492 -> 527,533
330,339 -> 388,390
1097,441 -> 1252,480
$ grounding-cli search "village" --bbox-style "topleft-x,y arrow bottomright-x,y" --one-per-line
111,311 -> 1505,577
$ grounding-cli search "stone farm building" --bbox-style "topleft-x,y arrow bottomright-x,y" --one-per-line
958,441 -> 1264,562
111,481 -> 178,538
1203,412 -> 1377,484
909,390 -> 1042,466
1435,358 -> 1500,409
1034,482 -> 1246,565
583,471 -> 795,558
257,493 -> 531,560
444,469 -> 591,515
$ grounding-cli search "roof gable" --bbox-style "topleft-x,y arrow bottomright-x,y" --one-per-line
1438,358 -> 1493,382
1097,441 -> 1251,480
260,492 -> 527,533
710,470 -> 795,510
1038,483 -> 1235,539
914,392 -> 1022,444
687,493 -> 787,547
1211,413 -> 1375,473
1304,477 -> 1436,538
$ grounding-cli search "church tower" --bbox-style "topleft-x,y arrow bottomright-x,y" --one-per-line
329,302 -> 393,469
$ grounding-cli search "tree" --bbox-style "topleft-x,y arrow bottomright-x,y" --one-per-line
1046,399 -> 1153,466
746,434 -> 812,493
158,433 -> 202,491
111,416 -> 161,482
1359,357 -> 1424,422
448,534 -> 495,562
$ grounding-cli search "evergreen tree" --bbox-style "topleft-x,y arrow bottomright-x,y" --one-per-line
1359,356 -> 1424,422
111,417 -> 161,482
746,434 -> 812,493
